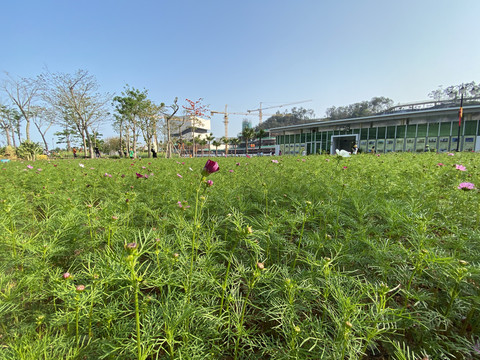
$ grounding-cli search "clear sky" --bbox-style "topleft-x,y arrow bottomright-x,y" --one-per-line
1,0 -> 479,145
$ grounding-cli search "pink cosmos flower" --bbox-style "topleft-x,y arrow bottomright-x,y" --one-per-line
27,165 -> 33,169
448,153 -> 455,156
229,169 -> 234,173
206,179 -> 213,187
136,173 -> 144,178
63,272 -> 71,279
142,166 -> 146,169
177,173 -> 183,178
76,285 -> 85,292
202,159 -> 220,176
343,166 -> 348,169
455,164 -> 466,171
236,163 -> 240,166
437,163 -> 444,166
104,173 -> 112,177
458,182 -> 475,190
246,154 -> 251,158
271,160 -> 279,163
177,201 -> 182,208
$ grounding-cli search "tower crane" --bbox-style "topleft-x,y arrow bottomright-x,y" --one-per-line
247,99 -> 312,124
210,105 -> 274,138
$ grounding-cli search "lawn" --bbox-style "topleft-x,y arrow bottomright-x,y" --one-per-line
0,152 -> 479,359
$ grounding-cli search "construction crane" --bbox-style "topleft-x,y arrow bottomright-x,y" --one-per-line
210,105 -> 273,138
247,99 -> 312,124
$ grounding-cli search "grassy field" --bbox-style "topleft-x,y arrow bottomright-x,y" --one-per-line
0,152 -> 479,359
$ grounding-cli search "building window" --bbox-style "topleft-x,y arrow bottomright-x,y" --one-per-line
377,127 -> 386,139
387,126 -> 396,138
396,125 -> 406,138
464,120 -> 477,136
417,124 -> 427,137
406,125 -> 416,137
439,122 -> 451,136
428,123 -> 439,137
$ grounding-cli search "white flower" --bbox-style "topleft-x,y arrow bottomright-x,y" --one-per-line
79,163 -> 85,168
335,149 -> 351,158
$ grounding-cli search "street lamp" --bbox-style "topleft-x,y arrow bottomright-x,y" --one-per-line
456,84 -> 466,152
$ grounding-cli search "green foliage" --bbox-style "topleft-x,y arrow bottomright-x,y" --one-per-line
16,140 -> 43,160
258,106 -> 316,130
325,96 -> 394,120
0,153 -> 479,359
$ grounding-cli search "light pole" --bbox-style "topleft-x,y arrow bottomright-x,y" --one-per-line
456,85 -> 466,152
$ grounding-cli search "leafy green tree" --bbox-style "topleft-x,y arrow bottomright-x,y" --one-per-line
206,133 -> 215,155
230,137 -> 240,156
325,97 -> 393,119
256,129 -> 267,152
241,127 -> 256,155
212,140 -> 221,156
221,136 -> 229,155
113,86 -> 151,159
163,97 -> 179,158
428,81 -> 480,102
258,107 -> 316,130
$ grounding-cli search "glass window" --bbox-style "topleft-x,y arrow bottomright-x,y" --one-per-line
377,127 -> 386,139
417,124 -> 427,137
295,134 -> 301,143
439,122 -> 451,136
406,125 -> 416,137
369,128 -> 377,139
300,133 -> 306,142
428,123 -> 439,137
360,128 -> 368,140
464,120 -> 477,136
396,125 -> 406,138
306,133 -> 311,142
387,126 -> 396,138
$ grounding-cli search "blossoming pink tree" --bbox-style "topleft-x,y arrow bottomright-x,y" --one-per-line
183,98 -> 209,158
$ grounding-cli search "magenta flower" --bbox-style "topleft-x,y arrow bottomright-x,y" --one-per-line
229,169 -> 234,173
136,173 -> 144,178
206,179 -> 213,187
177,173 -> 183,178
455,164 -> 466,171
343,166 -> 348,169
246,154 -> 251,158
104,173 -> 112,177
458,182 -> 475,190
437,163 -> 444,166
202,159 -> 220,176
236,163 -> 240,166
177,201 -> 183,208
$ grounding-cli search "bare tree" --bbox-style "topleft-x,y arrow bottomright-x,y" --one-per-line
2,72 -> 42,142
42,69 -> 111,158
30,105 -> 55,151
163,97 -> 179,158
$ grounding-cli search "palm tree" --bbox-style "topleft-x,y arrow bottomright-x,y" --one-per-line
198,138 -> 207,156
241,127 -> 256,155
206,133 -> 215,155
221,136 -> 229,155
212,140 -> 221,156
256,129 -> 267,153
230,138 -> 240,156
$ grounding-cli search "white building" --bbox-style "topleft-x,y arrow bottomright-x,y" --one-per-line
171,116 -> 211,141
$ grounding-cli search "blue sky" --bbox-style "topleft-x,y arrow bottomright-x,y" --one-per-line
1,0 -> 479,145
